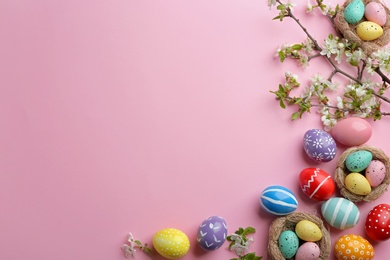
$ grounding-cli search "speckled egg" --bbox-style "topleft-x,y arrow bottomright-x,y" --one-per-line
295,242 -> 321,260
295,220 -> 323,242
334,234 -> 374,260
344,0 -> 365,24
152,228 -> 190,259
278,230 -> 299,259
356,21 -> 384,41
321,197 -> 360,229
260,185 -> 298,215
331,117 -> 372,147
345,150 -> 373,172
303,129 -> 337,163
196,216 -> 227,251
345,172 -> 372,195
365,2 -> 387,26
366,159 -> 387,187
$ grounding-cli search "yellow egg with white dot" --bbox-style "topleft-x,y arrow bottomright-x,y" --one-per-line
152,228 -> 190,259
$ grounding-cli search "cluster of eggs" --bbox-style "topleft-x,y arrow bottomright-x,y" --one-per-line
344,0 -> 387,41
344,150 -> 386,195
151,216 -> 228,259
278,220 -> 323,259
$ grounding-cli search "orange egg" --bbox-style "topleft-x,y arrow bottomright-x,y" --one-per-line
334,234 -> 374,260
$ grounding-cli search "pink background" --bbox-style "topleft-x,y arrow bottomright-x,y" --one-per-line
1,0 -> 390,259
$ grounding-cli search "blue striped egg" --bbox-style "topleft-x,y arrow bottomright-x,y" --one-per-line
260,185 -> 298,215
321,197 -> 360,229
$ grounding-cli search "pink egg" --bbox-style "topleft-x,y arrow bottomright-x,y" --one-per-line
295,242 -> 320,260
366,160 -> 387,187
331,117 -> 372,147
365,2 -> 387,26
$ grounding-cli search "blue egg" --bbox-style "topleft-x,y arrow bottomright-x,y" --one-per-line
278,230 -> 299,259
303,129 -> 337,163
344,0 -> 365,24
321,197 -> 360,229
345,150 -> 373,172
260,185 -> 298,215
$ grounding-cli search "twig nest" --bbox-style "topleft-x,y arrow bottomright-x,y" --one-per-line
335,145 -> 390,202
334,0 -> 390,55
268,212 -> 331,260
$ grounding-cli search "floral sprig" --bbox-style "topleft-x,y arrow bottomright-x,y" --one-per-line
268,0 -> 390,129
121,233 -> 152,258
227,227 -> 262,260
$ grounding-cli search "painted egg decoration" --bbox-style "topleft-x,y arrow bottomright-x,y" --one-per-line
356,21 -> 384,41
295,220 -> 323,242
152,228 -> 190,259
345,172 -> 372,195
365,2 -> 387,26
334,234 -> 374,260
278,230 -> 299,259
303,129 -> 337,163
321,197 -> 360,229
344,0 -> 365,24
260,185 -> 298,215
295,242 -> 321,260
331,117 -> 372,147
299,167 -> 335,201
365,203 -> 390,241
196,216 -> 227,251
345,150 -> 373,172
366,159 -> 387,187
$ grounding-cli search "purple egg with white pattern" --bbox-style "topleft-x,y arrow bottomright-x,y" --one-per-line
303,129 -> 337,163
196,216 -> 228,251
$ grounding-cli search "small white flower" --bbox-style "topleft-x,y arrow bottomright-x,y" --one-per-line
336,96 -> 344,109
320,37 -> 339,58
306,1 -> 314,13
286,1 -> 297,12
267,0 -> 277,8
122,244 -> 137,258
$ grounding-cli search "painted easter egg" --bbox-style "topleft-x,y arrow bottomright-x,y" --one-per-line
295,220 -> 323,242
344,0 -> 365,24
299,167 -> 335,201
365,2 -> 387,26
365,203 -> 390,241
356,21 -> 384,41
334,234 -> 374,260
196,216 -> 227,251
260,185 -> 298,215
295,242 -> 321,260
303,129 -> 337,163
321,197 -> 360,229
345,150 -> 373,172
152,228 -> 190,259
331,117 -> 372,147
278,230 -> 299,259
345,172 -> 372,195
366,160 -> 387,187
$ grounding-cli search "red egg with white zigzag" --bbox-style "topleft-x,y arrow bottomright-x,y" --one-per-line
299,168 -> 335,201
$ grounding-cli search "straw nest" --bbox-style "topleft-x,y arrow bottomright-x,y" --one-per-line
334,0 -> 390,55
335,145 -> 390,202
268,212 -> 331,260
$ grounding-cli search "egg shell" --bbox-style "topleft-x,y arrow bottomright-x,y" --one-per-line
334,234 -> 374,260
321,197 -> 360,229
295,242 -> 321,260
365,2 -> 387,26
344,0 -> 365,24
260,185 -> 298,216
366,159 -> 387,187
356,21 -> 384,41
303,129 -> 337,163
278,230 -> 299,259
331,117 -> 372,147
345,150 -> 373,172
295,220 -> 323,242
152,228 -> 190,259
196,216 -> 227,251
365,203 -> 390,241
345,172 -> 372,195
299,167 -> 335,201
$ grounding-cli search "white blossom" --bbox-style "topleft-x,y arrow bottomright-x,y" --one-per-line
267,0 -> 277,7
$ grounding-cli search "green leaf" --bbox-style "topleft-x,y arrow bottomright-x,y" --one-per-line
272,15 -> 281,20
134,240 -> 143,247
280,99 -> 286,109
349,60 -> 359,66
278,50 -> 286,62
291,111 -> 299,120
292,44 -> 302,50
276,4 -> 285,10
244,227 -> 256,235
